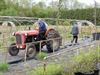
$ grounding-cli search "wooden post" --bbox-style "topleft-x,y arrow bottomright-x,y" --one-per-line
4,35 -> 8,64
94,0 -> 97,41
96,42 -> 100,69
2,33 -> 7,63
76,49 -> 79,56
43,61 -> 47,75
39,41 -> 42,53
53,39 -> 54,53
24,44 -> 28,63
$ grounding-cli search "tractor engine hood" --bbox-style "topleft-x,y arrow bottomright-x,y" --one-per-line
15,29 -> 39,36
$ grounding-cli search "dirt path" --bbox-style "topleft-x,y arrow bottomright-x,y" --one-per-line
0,38 -> 99,75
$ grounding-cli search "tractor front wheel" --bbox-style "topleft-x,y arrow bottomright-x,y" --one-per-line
8,43 -> 19,56
27,44 -> 37,59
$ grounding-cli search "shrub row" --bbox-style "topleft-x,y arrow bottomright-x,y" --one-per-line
29,47 -> 100,75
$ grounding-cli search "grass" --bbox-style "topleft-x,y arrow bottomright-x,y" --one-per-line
37,52 -> 47,61
8,36 -> 15,44
29,64 -> 63,75
0,63 -> 8,72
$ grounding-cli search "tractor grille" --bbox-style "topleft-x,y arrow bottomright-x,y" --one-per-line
16,34 -> 22,44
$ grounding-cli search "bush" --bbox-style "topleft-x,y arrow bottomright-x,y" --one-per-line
37,52 -> 47,60
0,63 -> 8,72
63,47 -> 100,75
73,47 -> 100,73
0,7 -> 18,16
29,64 -> 63,75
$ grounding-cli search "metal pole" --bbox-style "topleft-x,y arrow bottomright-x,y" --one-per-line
53,39 -> 54,53
56,0 -> 62,26
52,0 -> 53,8
94,0 -> 98,41
24,45 -> 27,63
39,41 -> 42,53
94,0 -> 96,26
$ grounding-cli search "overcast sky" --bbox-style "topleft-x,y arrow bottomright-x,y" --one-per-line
78,0 -> 100,5
34,0 -> 100,5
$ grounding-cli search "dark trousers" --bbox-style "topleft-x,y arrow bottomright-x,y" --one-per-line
36,31 -> 46,41
71,35 -> 78,43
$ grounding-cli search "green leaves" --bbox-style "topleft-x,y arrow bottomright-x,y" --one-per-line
29,64 -> 63,75
73,47 -> 100,73
37,52 -> 47,61
0,63 -> 8,72
0,0 -> 6,11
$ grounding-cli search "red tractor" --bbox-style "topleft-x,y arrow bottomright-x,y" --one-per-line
8,28 -> 62,58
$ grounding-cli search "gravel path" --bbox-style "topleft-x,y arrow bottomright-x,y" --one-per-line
0,38 -> 99,75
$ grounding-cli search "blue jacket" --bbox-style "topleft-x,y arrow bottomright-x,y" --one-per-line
38,20 -> 46,32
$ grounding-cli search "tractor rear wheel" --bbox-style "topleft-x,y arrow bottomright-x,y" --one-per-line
8,43 -> 19,56
46,29 -> 61,52
27,44 -> 37,59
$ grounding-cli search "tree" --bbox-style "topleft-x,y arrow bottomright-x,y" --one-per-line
62,0 -> 86,9
0,0 -> 6,11
33,1 -> 46,8
49,0 -> 59,8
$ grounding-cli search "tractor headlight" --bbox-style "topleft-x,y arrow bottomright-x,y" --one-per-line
20,45 -> 23,48
12,32 -> 15,36
25,33 -> 28,36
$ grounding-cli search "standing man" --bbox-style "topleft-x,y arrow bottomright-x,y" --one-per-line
71,22 -> 79,44
35,18 -> 48,41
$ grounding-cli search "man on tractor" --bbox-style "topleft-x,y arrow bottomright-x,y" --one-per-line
35,18 -> 48,41
8,18 -> 61,59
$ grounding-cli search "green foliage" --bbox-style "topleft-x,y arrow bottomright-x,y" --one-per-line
62,47 -> 100,75
9,37 -> 15,42
74,49 -> 100,72
29,64 -> 63,75
37,52 -> 47,60
0,0 -> 6,11
63,20 -> 70,26
0,7 -> 18,16
0,63 -> 8,72
0,0 -> 100,25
